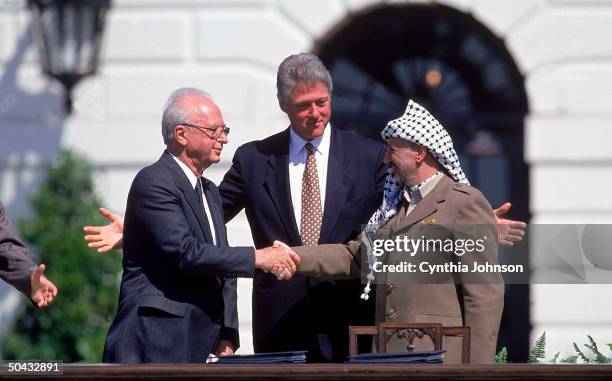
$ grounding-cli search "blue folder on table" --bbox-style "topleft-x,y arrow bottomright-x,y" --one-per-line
213,351 -> 308,364
346,350 -> 445,364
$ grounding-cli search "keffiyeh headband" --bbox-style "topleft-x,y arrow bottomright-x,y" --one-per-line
360,100 -> 469,300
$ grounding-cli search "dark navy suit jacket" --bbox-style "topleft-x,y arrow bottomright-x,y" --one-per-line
103,151 -> 255,363
219,127 -> 386,361
0,200 -> 37,297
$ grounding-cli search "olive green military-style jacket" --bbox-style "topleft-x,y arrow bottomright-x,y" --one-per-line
295,175 -> 504,364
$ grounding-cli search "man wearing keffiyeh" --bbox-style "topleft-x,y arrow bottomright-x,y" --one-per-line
290,100 -> 505,364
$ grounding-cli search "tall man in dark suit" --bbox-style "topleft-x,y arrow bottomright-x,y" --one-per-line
1,200 -> 57,308
219,53 -> 387,361
102,88 -> 299,363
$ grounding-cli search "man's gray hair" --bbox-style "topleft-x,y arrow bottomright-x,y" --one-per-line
161,87 -> 211,144
277,53 -> 333,106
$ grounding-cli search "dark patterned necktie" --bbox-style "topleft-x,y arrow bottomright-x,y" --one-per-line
195,177 -> 204,206
300,142 -> 322,246
406,187 -> 422,216
195,177 -> 215,244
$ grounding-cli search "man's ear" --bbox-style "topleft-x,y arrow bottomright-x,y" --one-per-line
416,144 -> 428,163
174,125 -> 188,146
278,96 -> 288,113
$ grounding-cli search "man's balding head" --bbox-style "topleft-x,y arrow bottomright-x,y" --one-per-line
161,87 -> 228,175
162,87 -> 216,145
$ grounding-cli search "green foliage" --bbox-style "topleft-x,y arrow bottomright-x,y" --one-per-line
551,352 -> 560,364
574,335 -> 612,364
500,332 -> 612,364
560,355 -> 578,364
556,334 -> 612,364
2,150 -> 121,362
528,332 -> 546,363
574,342 -> 589,363
494,346 -> 508,363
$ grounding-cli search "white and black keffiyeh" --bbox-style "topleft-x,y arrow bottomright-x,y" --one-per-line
360,100 -> 469,300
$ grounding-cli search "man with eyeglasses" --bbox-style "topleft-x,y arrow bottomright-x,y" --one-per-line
102,88 -> 299,363
180,124 -> 230,140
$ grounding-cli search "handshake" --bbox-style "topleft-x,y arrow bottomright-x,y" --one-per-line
254,241 -> 299,280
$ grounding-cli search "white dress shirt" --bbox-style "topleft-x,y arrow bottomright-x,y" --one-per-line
288,124 -> 331,235
171,154 -> 217,245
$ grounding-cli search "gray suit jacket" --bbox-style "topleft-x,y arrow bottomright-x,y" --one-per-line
0,200 -> 36,298
295,175 -> 504,363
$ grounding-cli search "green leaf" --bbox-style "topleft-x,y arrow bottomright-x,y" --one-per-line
529,332 -> 546,363
585,335 -> 611,363
574,342 -> 590,363
495,347 -> 508,363
551,352 -> 560,364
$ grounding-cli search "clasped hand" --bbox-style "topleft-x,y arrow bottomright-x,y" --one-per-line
254,241 -> 300,280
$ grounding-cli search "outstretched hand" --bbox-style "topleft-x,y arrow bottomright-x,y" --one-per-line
494,202 -> 527,247
83,207 -> 124,253
30,264 -> 58,308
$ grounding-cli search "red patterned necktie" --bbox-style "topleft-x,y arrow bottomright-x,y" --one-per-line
300,142 -> 322,246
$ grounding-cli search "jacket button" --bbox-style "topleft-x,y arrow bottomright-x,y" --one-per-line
386,284 -> 396,295
386,307 -> 396,319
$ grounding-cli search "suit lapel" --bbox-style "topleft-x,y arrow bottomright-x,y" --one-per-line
263,130 -> 301,245
163,151 -> 214,243
320,128 -> 349,243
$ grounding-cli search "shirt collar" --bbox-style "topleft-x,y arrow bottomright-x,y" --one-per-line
405,171 -> 443,202
170,153 -> 200,189
289,123 -> 331,156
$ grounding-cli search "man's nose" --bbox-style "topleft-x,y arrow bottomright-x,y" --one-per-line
218,131 -> 228,144
308,104 -> 320,118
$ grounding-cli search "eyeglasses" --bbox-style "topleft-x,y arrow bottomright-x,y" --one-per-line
181,123 -> 230,140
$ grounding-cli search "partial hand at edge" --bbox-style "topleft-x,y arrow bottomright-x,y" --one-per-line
83,207 -> 125,253
214,339 -> 235,356
30,264 -> 58,308
494,202 -> 527,247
